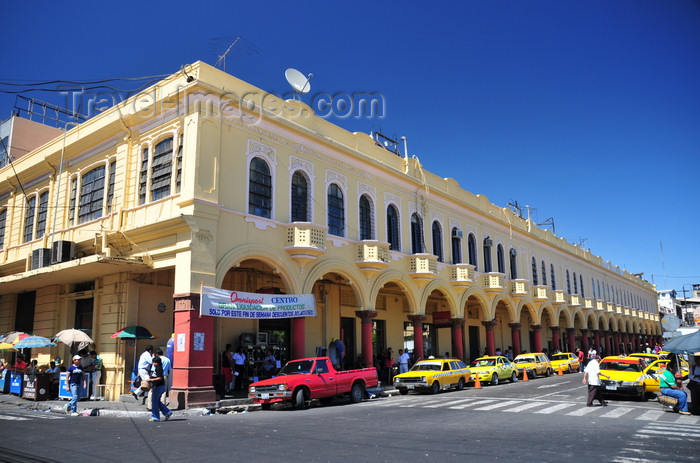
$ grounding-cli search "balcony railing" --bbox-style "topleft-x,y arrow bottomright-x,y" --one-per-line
532,286 -> 549,301
409,254 -> 438,286
355,241 -> 390,278
284,223 -> 326,268
552,289 -> 566,304
510,279 -> 529,298
450,264 -> 475,289
482,273 -> 505,293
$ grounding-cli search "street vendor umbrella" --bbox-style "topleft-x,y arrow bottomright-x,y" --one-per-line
0,331 -> 29,344
0,342 -> 16,351
54,328 -> 94,353
111,326 -> 155,340
662,330 -> 700,355
13,335 -> 57,349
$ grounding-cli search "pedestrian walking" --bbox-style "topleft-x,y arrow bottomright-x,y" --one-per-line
582,354 -> 608,407
149,356 -> 173,422
66,355 -> 87,416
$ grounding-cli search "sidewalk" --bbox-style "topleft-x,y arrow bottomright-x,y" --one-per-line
0,385 -> 397,419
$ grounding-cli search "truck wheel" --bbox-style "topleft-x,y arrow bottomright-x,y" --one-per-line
399,388 -> 409,395
261,403 -> 271,410
293,388 -> 307,409
350,383 -> 364,403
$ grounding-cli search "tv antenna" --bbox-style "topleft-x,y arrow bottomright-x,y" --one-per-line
210,35 -> 262,72
285,68 -> 313,99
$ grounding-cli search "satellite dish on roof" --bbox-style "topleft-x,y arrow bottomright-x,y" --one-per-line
285,68 -> 313,98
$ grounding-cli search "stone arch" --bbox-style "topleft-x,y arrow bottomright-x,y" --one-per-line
490,293 -> 516,322
303,258 -> 368,308
420,279 -> 459,317
216,244 -> 300,293
368,269 -> 419,314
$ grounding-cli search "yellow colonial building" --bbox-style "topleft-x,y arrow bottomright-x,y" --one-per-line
0,61 -> 660,407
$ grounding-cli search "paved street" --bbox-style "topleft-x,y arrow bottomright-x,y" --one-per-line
1,373 -> 698,462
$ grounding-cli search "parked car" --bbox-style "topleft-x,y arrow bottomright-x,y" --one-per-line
599,356 -> 668,401
469,356 -> 518,385
549,352 -> 581,373
248,357 -> 378,410
512,353 -> 553,378
393,358 -> 471,395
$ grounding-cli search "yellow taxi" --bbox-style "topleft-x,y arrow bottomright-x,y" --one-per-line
599,356 -> 669,401
393,358 -> 471,395
512,353 -> 553,379
469,356 -> 518,386
549,352 -> 581,374
628,352 -> 660,365
659,352 -> 690,379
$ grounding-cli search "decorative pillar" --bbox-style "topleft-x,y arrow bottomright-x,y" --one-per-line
551,326 -> 561,353
580,329 -> 589,352
291,317 -> 305,360
593,330 -> 600,353
604,331 -> 612,357
450,318 -> 465,361
408,315 -> 427,361
566,328 -> 576,353
170,293 -> 216,410
509,323 -> 522,357
355,310 -> 378,368
482,320 -> 496,356
532,325 -> 542,353
634,335 -> 640,352
613,332 -> 620,355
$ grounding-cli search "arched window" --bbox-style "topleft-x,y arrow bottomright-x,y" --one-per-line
431,221 -> 443,262
509,248 -> 517,279
327,183 -> 344,236
410,213 -> 424,254
249,157 -> 272,218
483,237 -> 493,272
387,204 -> 400,251
541,261 -> 547,286
359,194 -> 374,240
79,165 -> 106,224
151,137 -> 174,201
468,234 -> 477,270
566,270 -> 571,295
36,191 -> 49,239
451,228 -> 462,264
550,264 -> 556,291
531,257 -> 538,285
291,171 -> 309,222
496,244 -> 505,273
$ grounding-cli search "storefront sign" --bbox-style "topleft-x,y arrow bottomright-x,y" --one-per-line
200,286 -> 316,319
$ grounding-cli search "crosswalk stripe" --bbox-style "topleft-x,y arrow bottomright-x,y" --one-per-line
533,403 -> 575,414
0,415 -> 29,421
447,399 -> 496,409
600,407 -> 634,418
502,401 -> 546,413
636,428 -> 700,438
635,410 -> 665,421
565,406 -> 599,416
473,400 -> 521,411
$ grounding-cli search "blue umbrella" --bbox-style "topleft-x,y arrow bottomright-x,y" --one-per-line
13,335 -> 57,349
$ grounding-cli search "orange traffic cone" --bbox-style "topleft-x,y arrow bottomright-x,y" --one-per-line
557,365 -> 563,376
474,374 -> 481,389
522,369 -> 529,381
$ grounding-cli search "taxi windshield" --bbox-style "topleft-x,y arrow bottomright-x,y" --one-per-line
600,361 -> 642,372
411,362 -> 441,371
514,357 -> 534,364
551,354 -> 568,361
472,359 -> 495,367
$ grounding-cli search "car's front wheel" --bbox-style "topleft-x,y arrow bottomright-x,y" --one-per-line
491,373 -> 499,386
399,388 -> 409,395
431,381 -> 440,394
293,388 -> 307,410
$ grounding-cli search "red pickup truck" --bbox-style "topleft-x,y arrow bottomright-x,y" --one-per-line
248,356 -> 378,410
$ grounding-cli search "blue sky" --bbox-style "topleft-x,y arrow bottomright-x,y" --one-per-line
2,1 -> 699,296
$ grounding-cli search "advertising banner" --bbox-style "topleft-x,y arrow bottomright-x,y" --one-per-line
200,286 -> 316,319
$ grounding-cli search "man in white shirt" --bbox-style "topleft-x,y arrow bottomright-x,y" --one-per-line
582,354 -> 609,407
397,349 -> 410,374
133,345 -> 153,400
